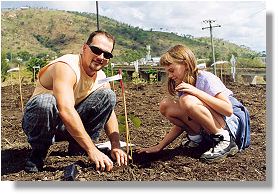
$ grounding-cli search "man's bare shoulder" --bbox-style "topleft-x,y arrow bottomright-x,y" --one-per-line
52,61 -> 76,76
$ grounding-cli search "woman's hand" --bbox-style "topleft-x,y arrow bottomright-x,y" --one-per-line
175,82 -> 198,96
136,145 -> 162,154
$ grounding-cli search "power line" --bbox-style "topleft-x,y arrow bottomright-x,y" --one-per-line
202,20 -> 221,76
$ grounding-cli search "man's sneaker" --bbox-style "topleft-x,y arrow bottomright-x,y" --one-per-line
200,133 -> 238,163
25,149 -> 48,173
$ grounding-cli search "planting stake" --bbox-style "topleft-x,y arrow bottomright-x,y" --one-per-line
18,64 -> 24,114
118,69 -> 132,162
111,65 -> 115,92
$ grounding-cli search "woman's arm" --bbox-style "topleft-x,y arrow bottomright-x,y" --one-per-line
176,82 -> 233,116
137,125 -> 183,154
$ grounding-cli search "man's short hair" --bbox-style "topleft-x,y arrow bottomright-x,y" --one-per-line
86,30 -> 115,51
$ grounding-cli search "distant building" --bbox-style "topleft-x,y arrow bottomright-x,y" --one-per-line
147,57 -> 160,66
20,6 -> 30,10
132,56 -> 160,66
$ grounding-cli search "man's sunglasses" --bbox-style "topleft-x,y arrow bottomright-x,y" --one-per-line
88,45 -> 113,59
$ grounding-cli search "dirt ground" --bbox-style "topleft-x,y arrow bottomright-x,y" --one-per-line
1,81 -> 266,181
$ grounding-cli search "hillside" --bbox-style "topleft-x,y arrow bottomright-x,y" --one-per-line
1,8 -> 262,64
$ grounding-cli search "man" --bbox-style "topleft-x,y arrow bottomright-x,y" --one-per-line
22,30 -> 129,173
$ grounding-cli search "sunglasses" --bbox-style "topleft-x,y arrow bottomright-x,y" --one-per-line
88,45 -> 113,59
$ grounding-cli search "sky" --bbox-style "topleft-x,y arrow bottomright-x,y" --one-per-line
1,0 -> 266,52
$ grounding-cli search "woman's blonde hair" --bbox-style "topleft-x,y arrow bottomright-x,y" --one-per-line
160,45 -> 198,96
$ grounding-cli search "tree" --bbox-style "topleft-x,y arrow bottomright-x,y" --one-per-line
17,51 -> 32,61
1,51 -> 10,82
26,57 -> 47,73
6,52 -> 13,61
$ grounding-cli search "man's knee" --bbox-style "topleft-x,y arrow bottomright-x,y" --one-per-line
104,88 -> 116,107
95,88 -> 116,108
23,94 -> 58,123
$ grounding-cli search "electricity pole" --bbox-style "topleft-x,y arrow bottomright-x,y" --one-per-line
202,20 -> 221,75
96,1 -> 99,30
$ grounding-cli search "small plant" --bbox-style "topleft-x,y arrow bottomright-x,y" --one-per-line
131,72 -> 146,90
146,69 -> 158,83
118,114 -> 142,134
149,74 -> 157,83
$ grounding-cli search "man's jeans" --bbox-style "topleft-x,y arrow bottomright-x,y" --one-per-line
22,88 -> 116,151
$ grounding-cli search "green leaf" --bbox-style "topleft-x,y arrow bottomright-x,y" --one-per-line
118,124 -> 126,134
118,115 -> 126,124
130,115 -> 142,128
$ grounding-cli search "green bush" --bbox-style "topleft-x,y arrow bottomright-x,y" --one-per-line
17,51 -> 32,61
1,51 -> 10,81
237,57 -> 265,68
26,57 -> 47,74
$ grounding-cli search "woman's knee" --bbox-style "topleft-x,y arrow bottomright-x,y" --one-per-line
159,98 -> 172,116
179,95 -> 200,112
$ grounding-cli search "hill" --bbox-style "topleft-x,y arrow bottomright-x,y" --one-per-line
1,8 -> 264,65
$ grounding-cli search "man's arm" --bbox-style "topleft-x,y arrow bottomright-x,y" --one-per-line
52,62 -> 113,171
105,110 -> 121,149
103,82 -> 129,166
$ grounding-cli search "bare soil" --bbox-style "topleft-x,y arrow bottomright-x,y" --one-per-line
1,81 -> 266,181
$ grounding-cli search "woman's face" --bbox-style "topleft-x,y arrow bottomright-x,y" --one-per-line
165,63 -> 187,84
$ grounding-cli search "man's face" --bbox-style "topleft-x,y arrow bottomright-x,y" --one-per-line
82,34 -> 114,77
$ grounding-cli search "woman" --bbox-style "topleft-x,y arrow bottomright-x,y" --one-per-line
138,45 -> 244,163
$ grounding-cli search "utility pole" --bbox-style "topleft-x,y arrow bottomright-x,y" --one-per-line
96,1 -> 99,30
202,20 -> 221,76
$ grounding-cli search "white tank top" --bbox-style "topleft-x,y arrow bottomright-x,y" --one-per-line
32,54 -> 106,105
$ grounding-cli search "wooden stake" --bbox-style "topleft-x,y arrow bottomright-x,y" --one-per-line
10,74 -> 14,94
118,69 -> 132,162
111,66 -> 115,92
18,64 -> 24,114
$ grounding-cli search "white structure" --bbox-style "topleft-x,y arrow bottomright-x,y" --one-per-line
146,45 -> 151,61
7,67 -> 20,73
197,63 -> 206,69
230,55 -> 236,82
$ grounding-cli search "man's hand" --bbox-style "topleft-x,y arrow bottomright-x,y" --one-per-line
110,148 -> 131,166
87,148 -> 113,172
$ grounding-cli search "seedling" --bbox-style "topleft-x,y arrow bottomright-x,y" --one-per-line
118,114 -> 142,133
